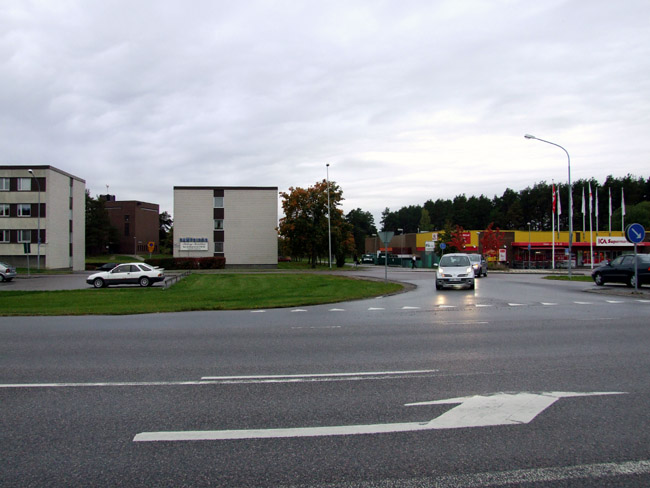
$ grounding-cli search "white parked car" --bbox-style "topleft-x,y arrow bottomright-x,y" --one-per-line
436,253 -> 475,290
86,263 -> 165,288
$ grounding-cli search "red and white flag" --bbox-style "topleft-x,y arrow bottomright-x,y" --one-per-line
552,183 -> 556,214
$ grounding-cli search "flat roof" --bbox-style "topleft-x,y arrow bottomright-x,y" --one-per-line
0,165 -> 86,183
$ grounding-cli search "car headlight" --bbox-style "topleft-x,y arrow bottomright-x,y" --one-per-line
466,267 -> 473,275
438,267 -> 445,275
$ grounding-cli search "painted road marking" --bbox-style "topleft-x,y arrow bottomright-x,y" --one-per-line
508,303 -> 526,306
291,309 -> 308,312
438,305 -> 455,309
250,310 -> 266,313
606,300 -> 625,303
475,304 -> 492,308
283,460 -> 650,488
368,307 -> 385,311
329,308 -> 345,312
541,302 -> 558,305
574,301 -> 593,305
133,391 -> 625,442
402,306 -> 420,310
1,370 -> 439,389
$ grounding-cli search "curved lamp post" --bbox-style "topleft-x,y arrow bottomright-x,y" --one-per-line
524,134 -> 573,278
28,169 -> 41,270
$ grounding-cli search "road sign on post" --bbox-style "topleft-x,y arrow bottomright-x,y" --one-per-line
377,231 -> 394,282
625,223 -> 646,291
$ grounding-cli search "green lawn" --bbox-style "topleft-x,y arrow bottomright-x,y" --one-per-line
0,274 -> 403,316
543,275 -> 593,282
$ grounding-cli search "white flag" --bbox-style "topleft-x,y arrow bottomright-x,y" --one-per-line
588,182 -> 593,214
595,187 -> 599,217
557,187 -> 562,216
581,187 -> 585,214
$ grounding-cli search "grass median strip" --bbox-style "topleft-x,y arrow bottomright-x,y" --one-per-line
0,274 -> 403,316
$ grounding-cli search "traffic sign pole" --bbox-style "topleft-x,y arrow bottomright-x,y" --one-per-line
625,223 -> 646,291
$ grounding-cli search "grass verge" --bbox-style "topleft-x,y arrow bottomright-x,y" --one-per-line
543,275 -> 593,282
0,274 -> 403,316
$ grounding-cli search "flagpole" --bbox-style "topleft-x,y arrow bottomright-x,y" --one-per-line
588,183 -> 594,270
608,188 -> 612,236
595,186 -> 599,238
581,187 -> 585,236
621,188 -> 625,231
552,180 -> 555,270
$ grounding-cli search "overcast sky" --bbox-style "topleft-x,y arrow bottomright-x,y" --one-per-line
2,0 -> 649,225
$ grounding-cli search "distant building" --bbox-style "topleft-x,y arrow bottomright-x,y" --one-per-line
102,196 -> 160,254
173,186 -> 278,267
0,165 -> 86,270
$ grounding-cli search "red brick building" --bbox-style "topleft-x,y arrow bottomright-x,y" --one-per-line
103,196 -> 159,254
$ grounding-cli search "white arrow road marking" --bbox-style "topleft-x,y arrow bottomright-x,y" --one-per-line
133,391 -> 625,442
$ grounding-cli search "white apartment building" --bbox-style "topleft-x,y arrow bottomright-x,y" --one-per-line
0,165 -> 86,270
173,186 -> 278,267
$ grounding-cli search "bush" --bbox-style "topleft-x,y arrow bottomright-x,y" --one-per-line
145,257 -> 226,269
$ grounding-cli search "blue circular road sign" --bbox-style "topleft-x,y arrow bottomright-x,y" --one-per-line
440,243 -> 447,250
625,223 -> 646,244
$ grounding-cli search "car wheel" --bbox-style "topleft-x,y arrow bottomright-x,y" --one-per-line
594,273 -> 604,286
139,276 -> 150,287
628,275 -> 637,288
468,281 -> 475,290
435,282 -> 443,290
0,275 -> 5,282
93,278 -> 105,288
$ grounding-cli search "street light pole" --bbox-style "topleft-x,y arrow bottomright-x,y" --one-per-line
525,134 -> 573,278
28,169 -> 41,270
326,163 -> 332,269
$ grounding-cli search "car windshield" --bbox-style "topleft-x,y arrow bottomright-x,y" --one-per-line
468,255 -> 480,263
440,255 -> 470,267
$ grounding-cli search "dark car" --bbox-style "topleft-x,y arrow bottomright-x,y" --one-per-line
591,254 -> 650,287
361,254 -> 375,264
467,254 -> 488,277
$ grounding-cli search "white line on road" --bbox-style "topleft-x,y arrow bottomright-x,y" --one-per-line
1,370 -> 439,389
508,303 -> 526,306
606,300 -> 625,303
367,307 -> 385,311
329,308 -> 345,312
291,309 -> 308,312
437,305 -> 455,308
541,302 -> 558,305
278,460 -> 650,488
250,310 -> 266,313
574,301 -> 593,305
401,306 -> 420,310
475,304 -> 493,308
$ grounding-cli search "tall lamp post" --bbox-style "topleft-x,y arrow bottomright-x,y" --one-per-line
27,169 -> 41,270
326,163 -> 332,269
524,134 -> 573,278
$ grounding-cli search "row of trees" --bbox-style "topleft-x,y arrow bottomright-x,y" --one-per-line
381,174 -> 650,234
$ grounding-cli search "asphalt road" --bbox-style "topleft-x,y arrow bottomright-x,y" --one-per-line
1,270 -> 649,487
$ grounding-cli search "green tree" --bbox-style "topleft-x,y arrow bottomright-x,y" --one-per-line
419,208 -> 432,232
345,208 -> 377,256
279,179 -> 354,267
85,191 -> 119,255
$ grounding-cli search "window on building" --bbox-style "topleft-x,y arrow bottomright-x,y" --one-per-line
214,242 -> 224,253
124,222 -> 130,236
0,230 -> 8,242
214,196 -> 224,208
214,219 -> 224,230
0,177 -> 9,191
18,230 -> 32,242
18,204 -> 31,217
0,203 -> 9,217
17,178 -> 32,191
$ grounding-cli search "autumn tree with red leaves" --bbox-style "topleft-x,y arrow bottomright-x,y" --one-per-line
279,180 -> 355,267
